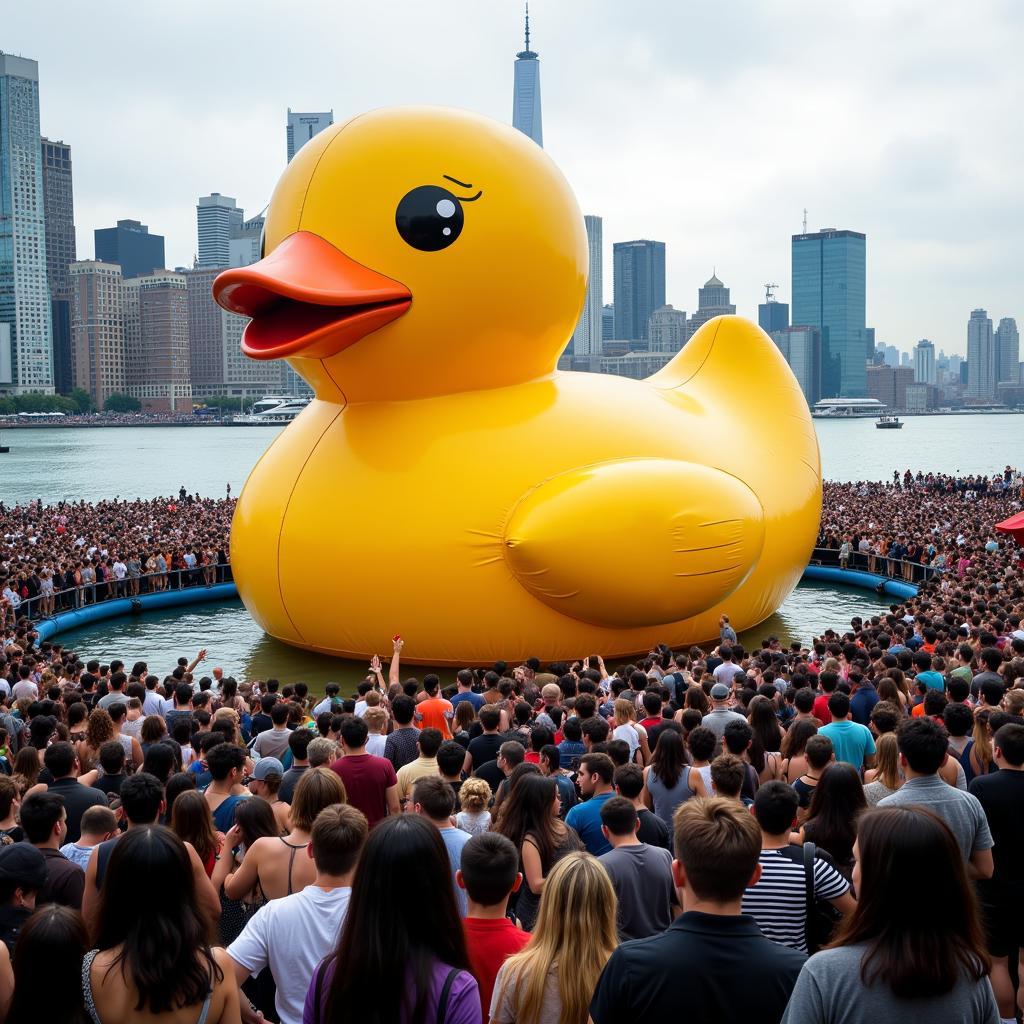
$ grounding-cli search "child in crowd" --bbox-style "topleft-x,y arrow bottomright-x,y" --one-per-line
456,777 -> 492,836
457,832 -> 528,1017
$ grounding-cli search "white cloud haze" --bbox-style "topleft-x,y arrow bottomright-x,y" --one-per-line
7,0 -> 1023,355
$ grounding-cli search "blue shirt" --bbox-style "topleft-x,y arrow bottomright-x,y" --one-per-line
439,826 -> 471,917
450,691 -> 485,712
819,720 -> 876,769
557,739 -> 586,770
565,791 -> 615,856
849,684 -> 879,726
915,670 -> 945,691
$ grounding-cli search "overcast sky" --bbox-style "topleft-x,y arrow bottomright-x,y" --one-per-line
8,0 -> 1022,356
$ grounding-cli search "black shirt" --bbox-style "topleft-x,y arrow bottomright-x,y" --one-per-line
47,777 -> 108,844
466,733 -> 503,771
590,911 -> 805,1024
637,808 -> 670,849
249,712 -> 273,738
969,768 -> 1024,884
474,759 -> 506,794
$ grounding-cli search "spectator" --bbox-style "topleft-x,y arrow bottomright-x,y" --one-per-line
329,715 -> 399,826
0,845 -> 48,953
590,797 -> 806,1024
20,792 -> 84,909
781,806 -> 998,1024
565,753 -> 616,856
880,718 -> 994,878
598,796 -> 676,940
228,803 -> 368,1024
458,832 -> 528,1017
492,852 -> 616,1024
41,741 -> 107,844
304,814 -> 480,1023
396,728 -> 443,810
414,775 -> 472,918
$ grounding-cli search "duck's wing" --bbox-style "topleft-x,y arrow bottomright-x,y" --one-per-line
502,458 -> 765,629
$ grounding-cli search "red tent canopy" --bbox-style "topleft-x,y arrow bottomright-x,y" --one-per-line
995,511 -> 1024,544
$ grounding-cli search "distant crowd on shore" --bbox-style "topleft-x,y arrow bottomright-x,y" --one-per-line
1,491 -> 233,623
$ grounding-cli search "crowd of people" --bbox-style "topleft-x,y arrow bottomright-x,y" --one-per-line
1,492 -> 233,622
0,469 -> 1017,1022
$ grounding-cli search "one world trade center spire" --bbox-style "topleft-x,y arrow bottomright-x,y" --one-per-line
512,3 -> 543,147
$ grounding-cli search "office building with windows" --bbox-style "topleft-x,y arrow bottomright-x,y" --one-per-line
41,137 -> 76,393
612,240 -> 665,343
569,215 -> 603,357
0,54 -> 53,392
688,272 -> 737,333
966,308 -> 995,400
913,339 -> 936,385
94,219 -> 165,280
68,260 -> 124,408
758,298 -> 789,335
512,6 -> 542,146
286,109 -> 333,162
995,318 -> 1019,385
770,326 -> 821,406
791,228 -> 866,398
648,305 -> 688,353
196,194 -> 243,269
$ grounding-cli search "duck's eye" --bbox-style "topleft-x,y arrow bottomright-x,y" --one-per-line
395,186 -> 464,251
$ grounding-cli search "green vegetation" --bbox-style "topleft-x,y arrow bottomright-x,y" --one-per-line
103,393 -> 143,413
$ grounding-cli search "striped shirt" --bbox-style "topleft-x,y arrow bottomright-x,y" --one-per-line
741,847 -> 849,952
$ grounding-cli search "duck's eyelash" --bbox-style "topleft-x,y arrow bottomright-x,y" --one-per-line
442,175 -> 483,202
457,190 -> 483,203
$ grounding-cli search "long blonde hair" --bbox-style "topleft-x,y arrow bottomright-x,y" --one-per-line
495,852 -> 617,1024
873,732 -> 901,791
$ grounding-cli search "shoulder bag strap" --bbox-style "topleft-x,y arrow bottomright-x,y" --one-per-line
802,841 -> 817,951
436,967 -> 461,1024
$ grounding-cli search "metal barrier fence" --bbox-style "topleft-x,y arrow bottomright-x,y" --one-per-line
16,566 -> 234,623
810,546 -> 941,585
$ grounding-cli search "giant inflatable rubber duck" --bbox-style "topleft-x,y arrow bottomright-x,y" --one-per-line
214,106 -> 821,665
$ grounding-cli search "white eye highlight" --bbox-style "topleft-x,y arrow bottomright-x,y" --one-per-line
436,199 -> 457,219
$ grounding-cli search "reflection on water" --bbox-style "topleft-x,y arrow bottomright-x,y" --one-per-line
53,580 -> 890,696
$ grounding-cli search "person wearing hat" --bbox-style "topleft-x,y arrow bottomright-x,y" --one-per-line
702,683 -> 748,755
249,757 -> 290,833
0,843 -> 47,952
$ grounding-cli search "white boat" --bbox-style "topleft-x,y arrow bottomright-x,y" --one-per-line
230,396 -> 311,425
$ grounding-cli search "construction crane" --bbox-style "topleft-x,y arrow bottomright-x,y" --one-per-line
764,283 -> 779,303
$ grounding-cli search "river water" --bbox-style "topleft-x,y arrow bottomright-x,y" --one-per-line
2,413 -> 1022,505
3,412 -> 1018,693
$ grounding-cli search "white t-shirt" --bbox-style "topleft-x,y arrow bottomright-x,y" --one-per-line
365,733 -> 387,758
228,884 -> 352,1024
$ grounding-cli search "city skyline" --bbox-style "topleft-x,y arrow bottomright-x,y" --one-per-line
2,2 -> 1022,362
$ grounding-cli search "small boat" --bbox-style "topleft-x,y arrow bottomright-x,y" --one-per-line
0,428 -> 8,454
876,415 -> 903,429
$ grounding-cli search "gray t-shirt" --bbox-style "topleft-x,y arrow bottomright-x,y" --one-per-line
780,943 -> 998,1024
702,707 -> 747,750
252,728 -> 292,760
878,776 -> 993,862
598,842 -> 676,940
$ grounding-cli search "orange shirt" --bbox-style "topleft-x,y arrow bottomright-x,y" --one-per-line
416,697 -> 454,739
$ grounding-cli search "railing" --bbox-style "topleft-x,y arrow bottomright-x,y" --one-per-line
810,546 -> 942,585
13,566 -> 234,623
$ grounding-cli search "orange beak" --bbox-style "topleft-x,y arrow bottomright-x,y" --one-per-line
213,231 -> 412,360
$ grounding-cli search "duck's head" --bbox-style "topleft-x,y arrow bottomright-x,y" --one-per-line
214,106 -> 587,402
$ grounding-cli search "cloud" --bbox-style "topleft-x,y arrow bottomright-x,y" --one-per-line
9,0 -> 1022,356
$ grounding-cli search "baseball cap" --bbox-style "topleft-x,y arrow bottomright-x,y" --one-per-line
252,757 -> 284,781
710,683 -> 730,699
0,844 -> 47,891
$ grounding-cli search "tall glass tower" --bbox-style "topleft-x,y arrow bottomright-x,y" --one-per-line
791,228 -> 866,398
612,240 -> 666,342
0,54 -> 54,393
512,5 -> 543,147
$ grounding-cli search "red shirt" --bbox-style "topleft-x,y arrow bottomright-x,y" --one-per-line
329,754 -> 397,827
812,694 -> 831,727
524,751 -> 540,764
464,917 -> 530,1016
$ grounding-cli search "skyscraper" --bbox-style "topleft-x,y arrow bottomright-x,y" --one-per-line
41,137 -> 76,394
995,318 -> 1019,384
229,213 -> 264,268
966,308 -> 995,400
612,240 -> 665,342
570,215 -> 603,357
94,220 -> 165,280
791,228 -> 866,398
770,326 -> 822,406
196,194 -> 244,269
0,54 -> 54,392
602,304 -> 614,342
913,339 -> 936,384
122,271 -> 192,412
687,272 -> 737,334
648,306 -> 688,353
286,109 -> 333,163
68,261 -> 125,408
758,286 -> 789,335
512,5 -> 542,146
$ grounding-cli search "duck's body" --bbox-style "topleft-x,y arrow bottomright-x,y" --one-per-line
217,107 -> 821,664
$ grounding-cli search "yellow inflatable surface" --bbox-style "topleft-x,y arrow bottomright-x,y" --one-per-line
214,106 -> 821,665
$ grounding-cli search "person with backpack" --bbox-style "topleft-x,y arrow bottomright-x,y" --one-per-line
741,782 -> 855,953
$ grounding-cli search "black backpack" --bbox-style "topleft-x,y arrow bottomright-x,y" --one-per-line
776,842 -> 844,953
